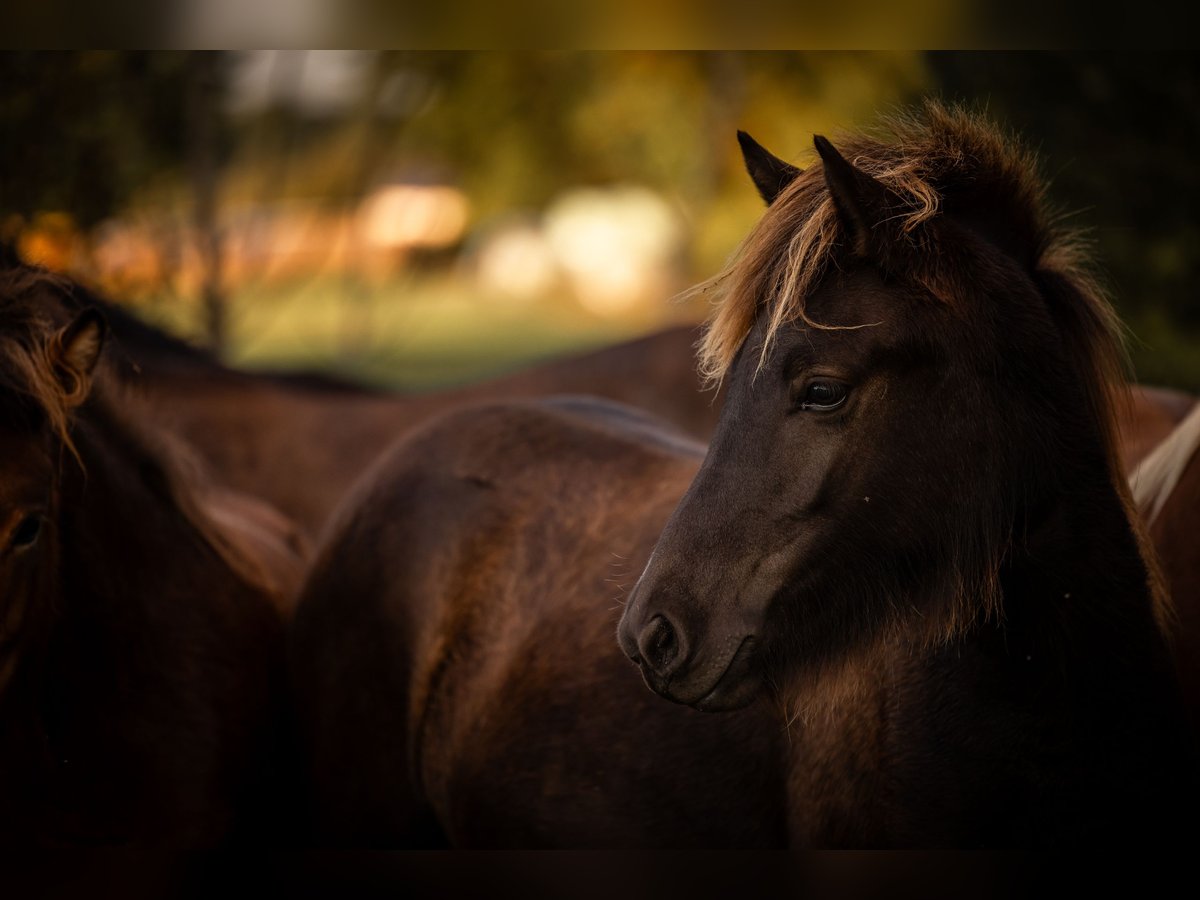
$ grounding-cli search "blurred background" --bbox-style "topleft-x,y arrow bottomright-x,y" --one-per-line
2,51 -> 1197,390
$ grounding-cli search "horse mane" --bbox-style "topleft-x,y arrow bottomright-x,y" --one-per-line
695,101 -> 1128,472
0,267 -> 290,604
0,266 -> 89,451
0,257 -> 382,398
105,403 -> 299,607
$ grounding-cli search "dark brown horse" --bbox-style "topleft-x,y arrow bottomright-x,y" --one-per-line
291,104 -> 1198,847
0,269 -> 303,846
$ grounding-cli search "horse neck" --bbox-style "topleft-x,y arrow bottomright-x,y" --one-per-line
55,394 -> 253,618
1,394 -> 284,843
997,444 -> 1171,680
781,449 -> 1194,846
942,464 -> 1191,839
0,397 -> 220,748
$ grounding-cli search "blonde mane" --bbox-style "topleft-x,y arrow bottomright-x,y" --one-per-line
695,101 -> 1128,475
0,268 -> 90,453
695,102 -> 1122,409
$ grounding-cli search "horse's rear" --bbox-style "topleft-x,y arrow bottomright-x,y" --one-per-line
289,397 -> 785,847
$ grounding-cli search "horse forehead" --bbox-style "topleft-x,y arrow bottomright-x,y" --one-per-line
752,269 -> 911,360
0,380 -> 47,439
0,430 -> 53,502
804,267 -> 909,324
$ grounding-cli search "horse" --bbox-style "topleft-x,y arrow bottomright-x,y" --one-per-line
0,268 -> 304,846
290,103 -> 1199,847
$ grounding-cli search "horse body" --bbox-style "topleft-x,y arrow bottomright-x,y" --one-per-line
617,112 -> 1195,842
291,398 -> 784,847
15,405 -> 284,843
0,272 -> 301,846
295,396 -> 1191,847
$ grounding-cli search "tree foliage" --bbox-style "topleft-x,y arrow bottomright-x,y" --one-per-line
0,52 -> 201,227
929,52 -> 1200,328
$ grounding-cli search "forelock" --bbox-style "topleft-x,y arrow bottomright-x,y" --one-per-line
0,267 -> 85,445
694,101 -> 1090,385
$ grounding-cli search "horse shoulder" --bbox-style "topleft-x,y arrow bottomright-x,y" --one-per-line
290,404 -> 547,843
291,398 -> 785,846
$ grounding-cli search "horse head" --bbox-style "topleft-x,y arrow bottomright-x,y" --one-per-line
619,104 -> 1126,711
0,270 -> 105,696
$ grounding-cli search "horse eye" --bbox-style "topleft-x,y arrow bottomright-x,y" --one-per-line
10,515 -> 43,550
800,381 -> 847,411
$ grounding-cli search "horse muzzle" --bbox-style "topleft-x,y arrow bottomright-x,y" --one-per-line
618,603 -> 763,712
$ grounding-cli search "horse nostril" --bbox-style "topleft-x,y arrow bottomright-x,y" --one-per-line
637,614 -> 682,677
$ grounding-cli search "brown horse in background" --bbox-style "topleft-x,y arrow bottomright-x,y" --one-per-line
0,269 -> 303,846
291,104 -> 1196,847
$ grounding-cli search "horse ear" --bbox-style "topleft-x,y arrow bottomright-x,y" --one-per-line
813,135 -> 894,257
737,131 -> 802,205
54,308 -> 107,404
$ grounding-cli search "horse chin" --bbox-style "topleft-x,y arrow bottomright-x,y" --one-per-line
651,634 -> 763,713
691,671 -> 764,712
